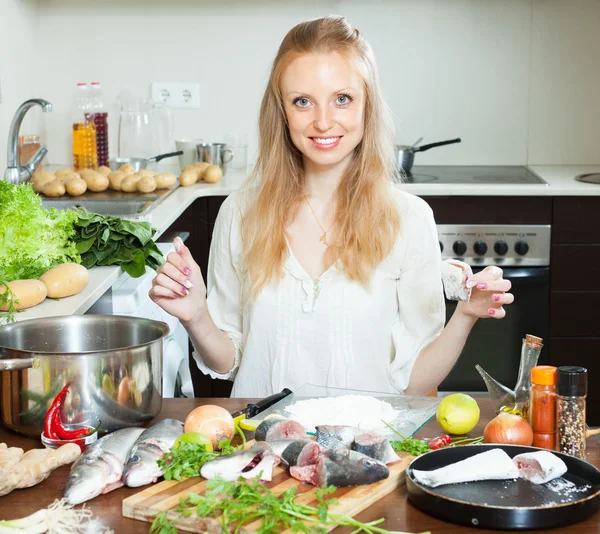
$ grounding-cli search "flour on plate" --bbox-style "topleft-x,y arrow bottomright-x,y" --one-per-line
284,395 -> 399,433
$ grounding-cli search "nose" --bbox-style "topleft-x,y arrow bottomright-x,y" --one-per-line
313,104 -> 334,133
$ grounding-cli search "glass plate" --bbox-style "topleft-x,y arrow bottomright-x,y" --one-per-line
245,383 -> 440,437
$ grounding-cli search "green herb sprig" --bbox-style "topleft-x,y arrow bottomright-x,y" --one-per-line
150,477 -> 429,534
0,281 -> 19,324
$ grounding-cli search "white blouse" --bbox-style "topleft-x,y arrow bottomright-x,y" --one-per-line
192,186 -> 446,398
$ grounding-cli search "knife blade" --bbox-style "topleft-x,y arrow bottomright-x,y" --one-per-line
231,388 -> 292,420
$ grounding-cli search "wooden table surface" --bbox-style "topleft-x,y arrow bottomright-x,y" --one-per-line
1,397 -> 599,533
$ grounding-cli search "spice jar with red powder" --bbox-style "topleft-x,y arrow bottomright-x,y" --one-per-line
529,365 -> 557,450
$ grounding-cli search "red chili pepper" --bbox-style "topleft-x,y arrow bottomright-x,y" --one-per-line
43,381 -> 72,440
57,418 -> 102,441
429,434 -> 454,450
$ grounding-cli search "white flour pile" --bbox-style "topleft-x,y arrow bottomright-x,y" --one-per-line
284,395 -> 399,433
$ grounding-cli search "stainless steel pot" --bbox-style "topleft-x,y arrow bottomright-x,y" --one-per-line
395,138 -> 462,174
0,315 -> 169,438
109,151 -> 183,172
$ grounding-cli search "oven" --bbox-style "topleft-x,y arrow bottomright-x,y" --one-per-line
436,224 -> 551,393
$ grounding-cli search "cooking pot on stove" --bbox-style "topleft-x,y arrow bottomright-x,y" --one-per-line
395,138 -> 462,174
0,315 -> 169,438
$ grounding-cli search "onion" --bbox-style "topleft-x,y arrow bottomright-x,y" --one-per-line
483,412 -> 533,446
184,405 -> 235,449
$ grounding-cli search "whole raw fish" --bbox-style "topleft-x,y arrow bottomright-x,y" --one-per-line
64,427 -> 144,505
122,418 -> 184,487
200,442 -> 280,482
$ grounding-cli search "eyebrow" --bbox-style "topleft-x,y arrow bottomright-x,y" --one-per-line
286,87 -> 359,98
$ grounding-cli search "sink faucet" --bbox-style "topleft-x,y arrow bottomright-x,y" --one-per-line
4,98 -> 53,184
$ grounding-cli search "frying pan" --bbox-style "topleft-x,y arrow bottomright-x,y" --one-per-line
395,138 -> 461,174
109,151 -> 183,172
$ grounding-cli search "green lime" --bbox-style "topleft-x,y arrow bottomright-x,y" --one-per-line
102,373 -> 115,398
174,432 -> 214,451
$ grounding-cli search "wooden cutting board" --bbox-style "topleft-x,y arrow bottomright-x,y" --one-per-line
122,452 -> 414,533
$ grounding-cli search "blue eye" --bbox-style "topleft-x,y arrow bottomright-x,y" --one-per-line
294,97 -> 310,108
336,94 -> 353,105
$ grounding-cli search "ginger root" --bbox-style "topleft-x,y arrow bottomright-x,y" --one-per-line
0,443 -> 81,496
0,442 -> 24,469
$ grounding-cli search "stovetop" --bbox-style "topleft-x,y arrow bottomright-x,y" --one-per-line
401,166 -> 548,185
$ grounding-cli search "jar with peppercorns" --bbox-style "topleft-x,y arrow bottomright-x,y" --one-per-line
556,366 -> 587,459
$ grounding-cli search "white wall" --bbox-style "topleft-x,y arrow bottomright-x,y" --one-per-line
2,0 -> 599,170
0,0 -> 43,172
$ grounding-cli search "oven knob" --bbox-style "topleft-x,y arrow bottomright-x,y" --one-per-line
439,241 -> 444,253
494,240 -> 509,256
473,240 -> 488,256
453,240 -> 467,256
515,241 -> 529,256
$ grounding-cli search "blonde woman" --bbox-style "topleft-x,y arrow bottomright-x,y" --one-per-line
149,16 -> 513,397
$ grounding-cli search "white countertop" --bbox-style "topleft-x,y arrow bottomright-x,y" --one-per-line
9,164 -> 600,323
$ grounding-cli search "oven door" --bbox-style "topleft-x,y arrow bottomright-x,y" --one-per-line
438,267 -> 549,392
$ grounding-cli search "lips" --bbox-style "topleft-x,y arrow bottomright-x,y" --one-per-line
309,136 -> 343,150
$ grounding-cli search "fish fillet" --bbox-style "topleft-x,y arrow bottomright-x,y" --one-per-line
513,451 -> 567,485
411,448 -> 519,488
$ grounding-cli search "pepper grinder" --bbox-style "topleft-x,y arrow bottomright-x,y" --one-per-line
556,366 -> 588,459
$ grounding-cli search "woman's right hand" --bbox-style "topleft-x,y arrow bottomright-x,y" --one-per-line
149,236 -> 207,324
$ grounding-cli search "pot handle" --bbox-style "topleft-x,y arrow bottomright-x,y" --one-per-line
0,358 -> 38,371
416,138 -> 462,152
149,151 -> 184,163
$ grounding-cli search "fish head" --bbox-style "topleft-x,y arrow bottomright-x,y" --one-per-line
353,454 -> 390,483
122,447 -> 161,488
64,457 -> 109,505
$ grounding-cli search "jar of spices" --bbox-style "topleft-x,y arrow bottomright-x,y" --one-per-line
529,365 -> 557,450
557,366 -> 588,459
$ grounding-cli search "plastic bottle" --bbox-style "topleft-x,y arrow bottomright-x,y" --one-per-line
557,366 -> 588,459
72,83 -> 98,171
529,365 -> 557,450
87,81 -> 109,167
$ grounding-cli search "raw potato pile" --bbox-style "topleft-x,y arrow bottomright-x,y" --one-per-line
32,161 -> 222,197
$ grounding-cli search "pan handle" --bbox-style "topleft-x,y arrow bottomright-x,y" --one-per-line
149,151 -> 184,163
416,138 -> 462,152
0,358 -> 38,371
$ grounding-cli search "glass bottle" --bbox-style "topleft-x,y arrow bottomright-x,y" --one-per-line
557,366 -> 587,459
72,82 -> 98,171
476,334 -> 544,418
529,365 -> 557,450
87,81 -> 109,167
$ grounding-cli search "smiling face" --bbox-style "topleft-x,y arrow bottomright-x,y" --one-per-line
280,52 -> 365,170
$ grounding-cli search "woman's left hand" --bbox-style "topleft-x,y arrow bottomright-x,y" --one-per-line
457,266 -> 514,319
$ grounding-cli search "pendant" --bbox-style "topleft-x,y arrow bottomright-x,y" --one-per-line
319,232 -> 328,246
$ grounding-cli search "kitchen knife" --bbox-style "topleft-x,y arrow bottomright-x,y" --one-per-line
231,388 -> 292,419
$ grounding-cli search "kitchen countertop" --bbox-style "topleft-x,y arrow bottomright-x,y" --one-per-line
9,164 -> 600,323
0,397 -> 599,533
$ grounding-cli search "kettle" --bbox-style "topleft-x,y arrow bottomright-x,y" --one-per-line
116,90 -> 174,159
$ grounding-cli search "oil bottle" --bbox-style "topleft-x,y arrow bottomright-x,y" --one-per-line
72,82 -> 97,171
87,82 -> 109,167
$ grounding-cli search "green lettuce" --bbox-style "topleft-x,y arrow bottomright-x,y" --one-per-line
0,181 -> 80,281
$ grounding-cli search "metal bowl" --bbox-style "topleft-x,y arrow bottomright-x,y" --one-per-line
0,315 -> 169,438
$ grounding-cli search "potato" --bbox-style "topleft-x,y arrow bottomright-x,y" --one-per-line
30,171 -> 56,192
0,280 -> 47,311
55,168 -> 75,178
54,169 -> 80,183
108,171 -> 127,191
183,164 -> 199,174
65,178 -> 87,196
41,180 -> 66,197
203,165 -> 223,184
40,263 -> 89,298
154,172 -> 177,189
79,169 -> 109,192
136,175 -> 157,193
97,165 -> 111,177
119,163 -> 136,175
136,169 -> 157,179
179,170 -> 198,187
193,162 -> 211,180
120,174 -> 141,193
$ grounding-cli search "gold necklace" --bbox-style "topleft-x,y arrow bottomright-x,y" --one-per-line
304,195 -> 334,246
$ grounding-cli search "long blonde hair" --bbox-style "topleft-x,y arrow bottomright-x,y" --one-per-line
243,15 -> 400,297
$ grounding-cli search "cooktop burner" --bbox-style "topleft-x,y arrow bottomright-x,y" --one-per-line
401,166 -> 548,185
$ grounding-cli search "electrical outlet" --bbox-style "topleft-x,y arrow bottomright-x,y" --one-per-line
151,82 -> 200,109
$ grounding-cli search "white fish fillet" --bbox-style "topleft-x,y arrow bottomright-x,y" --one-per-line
513,451 -> 567,485
412,448 -> 519,488
441,259 -> 472,302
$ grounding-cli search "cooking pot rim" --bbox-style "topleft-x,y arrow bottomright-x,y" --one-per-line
0,314 -> 170,356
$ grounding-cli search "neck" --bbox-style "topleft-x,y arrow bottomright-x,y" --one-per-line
303,152 -> 353,201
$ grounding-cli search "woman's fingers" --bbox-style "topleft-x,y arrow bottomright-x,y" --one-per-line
474,279 -> 512,293
153,273 -> 189,297
488,306 -> 507,319
149,284 -> 178,301
159,261 -> 193,289
166,251 -> 193,277
491,292 -> 514,306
